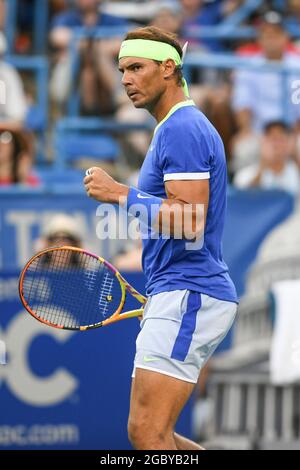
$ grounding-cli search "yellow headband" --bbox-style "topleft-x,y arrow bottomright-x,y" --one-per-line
119,39 -> 189,97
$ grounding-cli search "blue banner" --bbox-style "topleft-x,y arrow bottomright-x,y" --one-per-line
0,190 -> 111,269
0,188 -> 294,448
0,271 -> 192,450
0,187 -> 294,357
224,188 -> 294,297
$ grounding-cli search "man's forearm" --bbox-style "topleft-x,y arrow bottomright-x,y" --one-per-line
123,186 -> 205,240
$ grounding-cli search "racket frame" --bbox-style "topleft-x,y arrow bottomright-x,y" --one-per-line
19,246 -> 146,331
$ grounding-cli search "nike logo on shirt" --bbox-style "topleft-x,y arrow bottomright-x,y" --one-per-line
143,356 -> 159,363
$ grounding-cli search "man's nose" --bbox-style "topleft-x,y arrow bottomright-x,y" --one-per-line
122,71 -> 132,87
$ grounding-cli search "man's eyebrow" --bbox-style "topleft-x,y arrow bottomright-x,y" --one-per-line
118,62 -> 142,72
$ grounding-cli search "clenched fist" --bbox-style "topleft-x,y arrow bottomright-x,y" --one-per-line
84,167 -> 129,204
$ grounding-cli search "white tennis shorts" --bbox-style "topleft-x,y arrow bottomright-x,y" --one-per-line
132,289 -> 238,384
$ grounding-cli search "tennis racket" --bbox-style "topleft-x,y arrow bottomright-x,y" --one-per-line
19,246 -> 147,331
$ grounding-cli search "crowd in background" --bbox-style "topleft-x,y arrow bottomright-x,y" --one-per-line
0,1 -> 300,265
0,0 -> 299,192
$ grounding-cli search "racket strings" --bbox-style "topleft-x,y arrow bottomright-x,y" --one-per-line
24,249 -> 77,328
98,271 -> 114,318
27,251 -> 98,328
21,249 -> 122,329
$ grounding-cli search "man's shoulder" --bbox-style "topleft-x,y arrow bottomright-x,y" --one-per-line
159,107 -> 221,152
163,105 -> 208,132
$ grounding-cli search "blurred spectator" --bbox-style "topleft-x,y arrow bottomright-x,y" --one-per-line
161,2 -> 237,160
231,11 -> 300,173
181,0 -> 223,51
50,0 -> 128,115
233,120 -> 300,195
151,4 -> 182,35
0,129 -> 38,186
181,0 -> 241,52
33,214 -> 84,269
50,0 -> 127,30
0,0 -> 5,31
15,0 -> 61,53
0,32 -> 27,131
50,0 -> 68,16
35,214 -> 83,252
285,0 -> 300,29
16,0 -> 68,53
0,30 -> 36,186
113,243 -> 143,272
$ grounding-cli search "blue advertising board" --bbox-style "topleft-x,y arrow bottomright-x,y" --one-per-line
0,187 -> 295,449
0,188 -> 294,289
0,189 -> 118,270
224,187 -> 295,297
0,271 -> 192,450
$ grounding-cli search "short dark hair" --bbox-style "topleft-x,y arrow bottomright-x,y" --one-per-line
124,26 -> 183,86
263,120 -> 291,133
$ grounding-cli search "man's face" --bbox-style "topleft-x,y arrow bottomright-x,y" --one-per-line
119,57 -> 167,110
258,24 -> 288,59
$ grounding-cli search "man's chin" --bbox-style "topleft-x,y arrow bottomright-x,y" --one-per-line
132,101 -> 145,109
131,97 -> 146,108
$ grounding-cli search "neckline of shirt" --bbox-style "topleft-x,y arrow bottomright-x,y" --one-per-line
154,99 -> 195,135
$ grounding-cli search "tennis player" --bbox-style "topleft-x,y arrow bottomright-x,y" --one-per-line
84,26 -> 238,450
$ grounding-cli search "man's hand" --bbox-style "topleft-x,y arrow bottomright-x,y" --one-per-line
84,167 -> 129,204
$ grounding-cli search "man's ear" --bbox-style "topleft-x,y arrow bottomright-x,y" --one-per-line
162,59 -> 177,80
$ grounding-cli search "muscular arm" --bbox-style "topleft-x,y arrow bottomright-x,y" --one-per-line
157,179 -> 209,240
84,168 -> 209,240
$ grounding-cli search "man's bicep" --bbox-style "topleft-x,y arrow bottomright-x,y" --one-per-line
165,179 -> 209,231
165,179 -> 209,220
165,179 -> 209,203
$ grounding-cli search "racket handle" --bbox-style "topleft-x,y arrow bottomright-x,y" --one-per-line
120,309 -> 144,320
86,168 -> 92,176
101,308 -> 143,327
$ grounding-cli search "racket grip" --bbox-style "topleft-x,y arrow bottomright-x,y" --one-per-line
86,168 -> 92,176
